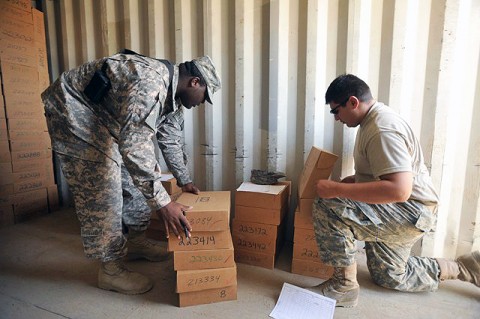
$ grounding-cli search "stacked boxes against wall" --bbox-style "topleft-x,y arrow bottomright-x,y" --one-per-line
167,191 -> 237,307
0,0 -> 58,227
291,146 -> 337,279
233,181 -> 290,270
146,173 -> 183,241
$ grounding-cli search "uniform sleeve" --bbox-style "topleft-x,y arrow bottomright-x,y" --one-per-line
115,61 -> 172,210
366,131 -> 412,179
156,107 -> 192,186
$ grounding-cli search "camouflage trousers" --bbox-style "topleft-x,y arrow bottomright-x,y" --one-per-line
57,154 -> 152,262
312,197 -> 440,292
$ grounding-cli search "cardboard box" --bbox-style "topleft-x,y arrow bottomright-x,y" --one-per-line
0,172 -> 13,186
32,9 -> 46,45
7,129 -> 45,140
13,167 -> 46,183
0,1 -> 33,23
1,0 -> 31,13
0,115 -> 6,137
10,149 -> 48,162
13,177 -> 46,193
298,147 -> 338,199
235,182 -> 288,210
168,230 -> 233,252
9,138 -> 46,152
173,236 -> 234,271
0,62 -> 37,87
233,235 -> 275,255
45,161 -> 55,186
293,226 -> 317,247
175,191 -> 231,231
0,12 -> 34,45
0,103 -> 5,120
293,227 -> 322,263
292,243 -> 321,263
176,265 -> 237,293
7,118 -> 47,132
294,207 -> 314,230
11,187 -> 47,205
0,141 -> 11,162
232,219 -> 281,254
6,107 -> 44,119
291,258 -> 333,280
11,157 -> 49,173
38,72 -> 50,92
178,284 -> 237,307
0,129 -> 7,141
14,179 -> 46,194
0,184 -> 13,206
234,248 -> 275,270
234,204 -> 286,226
161,174 -> 182,195
0,42 -> 37,67
170,190 -> 182,202
0,162 -> 12,174
3,89 -> 43,111
298,198 -> 314,215
11,187 -> 49,222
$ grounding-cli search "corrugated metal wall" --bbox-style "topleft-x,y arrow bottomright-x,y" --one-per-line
39,0 -> 480,259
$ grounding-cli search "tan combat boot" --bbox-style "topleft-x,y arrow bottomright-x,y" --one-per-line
126,229 -> 170,262
309,262 -> 359,307
437,251 -> 480,287
98,259 -> 153,294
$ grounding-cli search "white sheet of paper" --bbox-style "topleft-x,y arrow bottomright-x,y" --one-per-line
160,173 -> 174,181
236,181 -> 285,195
269,283 -> 335,319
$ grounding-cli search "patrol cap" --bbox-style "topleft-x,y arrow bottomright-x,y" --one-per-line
192,56 -> 221,104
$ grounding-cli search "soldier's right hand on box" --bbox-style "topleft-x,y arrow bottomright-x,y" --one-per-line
156,202 -> 192,239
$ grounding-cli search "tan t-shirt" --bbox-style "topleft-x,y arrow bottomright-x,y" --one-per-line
354,103 -> 439,205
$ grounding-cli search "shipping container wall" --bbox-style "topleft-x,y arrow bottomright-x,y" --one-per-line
39,0 -> 480,259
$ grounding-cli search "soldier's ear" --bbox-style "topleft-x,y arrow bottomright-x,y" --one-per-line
189,77 -> 201,87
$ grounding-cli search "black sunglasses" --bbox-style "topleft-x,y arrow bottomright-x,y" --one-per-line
330,96 -> 351,115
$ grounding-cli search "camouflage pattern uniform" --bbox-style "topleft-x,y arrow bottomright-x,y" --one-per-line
313,198 -> 438,291
42,53 -> 219,261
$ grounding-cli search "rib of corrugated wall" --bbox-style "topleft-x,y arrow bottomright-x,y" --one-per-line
39,0 -> 479,259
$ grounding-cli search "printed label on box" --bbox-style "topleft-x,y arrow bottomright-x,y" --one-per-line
168,230 -> 232,252
173,241 -> 235,271
176,265 -> 237,293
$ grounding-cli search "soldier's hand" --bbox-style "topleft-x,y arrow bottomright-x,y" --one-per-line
182,182 -> 200,195
316,179 -> 340,199
157,202 -> 192,239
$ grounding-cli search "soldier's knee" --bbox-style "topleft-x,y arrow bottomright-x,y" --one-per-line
369,268 -> 405,290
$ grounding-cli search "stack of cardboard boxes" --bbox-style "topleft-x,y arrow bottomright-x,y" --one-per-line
0,0 -> 58,227
167,191 -> 237,307
292,147 -> 337,279
232,181 -> 290,269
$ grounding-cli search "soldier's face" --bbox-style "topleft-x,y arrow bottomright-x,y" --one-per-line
180,78 -> 207,109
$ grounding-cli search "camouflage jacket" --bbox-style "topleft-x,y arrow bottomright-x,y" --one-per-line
42,53 -> 192,210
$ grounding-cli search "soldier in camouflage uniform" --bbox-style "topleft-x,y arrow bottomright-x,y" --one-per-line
41,52 -> 221,295
310,74 -> 480,307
